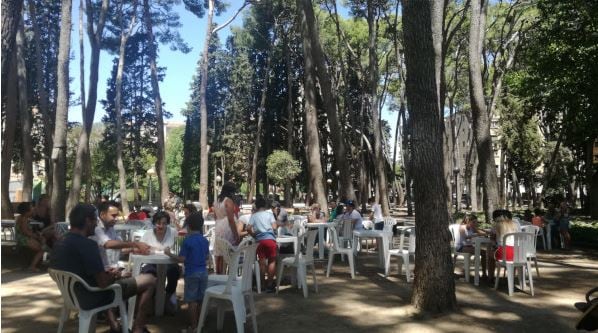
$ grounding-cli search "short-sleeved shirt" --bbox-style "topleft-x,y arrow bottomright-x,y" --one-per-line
179,232 -> 210,276
50,232 -> 112,310
128,211 -> 147,220
371,203 -> 383,222
249,210 -> 276,241
141,226 -> 176,250
90,220 -> 121,268
343,209 -> 364,230
277,208 -> 288,225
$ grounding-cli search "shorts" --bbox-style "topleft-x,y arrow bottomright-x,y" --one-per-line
257,239 -> 277,260
184,271 -> 208,303
116,277 -> 138,299
494,246 -> 514,261
374,222 -> 384,230
76,277 -> 137,310
559,217 -> 570,231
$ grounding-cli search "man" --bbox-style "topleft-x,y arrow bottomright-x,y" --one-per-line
50,204 -> 156,333
342,200 -> 363,230
247,198 -> 278,293
270,201 -> 288,227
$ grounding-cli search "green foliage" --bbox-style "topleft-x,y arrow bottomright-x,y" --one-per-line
266,150 -> 301,186
165,126 -> 185,194
570,218 -> 598,247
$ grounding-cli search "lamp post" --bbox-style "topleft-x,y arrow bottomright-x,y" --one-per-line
453,167 -> 460,212
335,170 -> 340,199
326,178 -> 332,200
147,167 -> 156,205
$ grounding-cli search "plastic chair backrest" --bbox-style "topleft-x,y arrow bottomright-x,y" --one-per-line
48,268 -> 116,312
383,217 -> 396,233
215,237 -> 235,265
329,225 -> 341,251
239,241 -> 258,293
520,225 -> 539,255
341,218 -> 355,238
448,224 -> 461,250
501,232 -> 534,264
399,227 -> 415,253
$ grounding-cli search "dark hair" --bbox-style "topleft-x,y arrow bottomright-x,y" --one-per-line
69,203 -> 97,229
16,202 -> 32,215
96,201 -> 119,214
186,212 -> 204,231
335,204 -> 344,215
35,194 -> 49,205
270,201 -> 281,208
346,200 -> 356,208
218,182 -> 237,202
183,203 -> 197,213
534,208 -> 543,216
255,197 -> 267,209
152,211 -> 170,225
492,209 -> 512,221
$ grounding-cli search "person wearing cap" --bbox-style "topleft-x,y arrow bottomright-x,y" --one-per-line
270,201 -> 289,227
341,200 -> 363,230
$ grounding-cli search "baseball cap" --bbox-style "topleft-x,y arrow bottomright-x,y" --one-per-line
345,200 -> 355,207
271,201 -> 281,208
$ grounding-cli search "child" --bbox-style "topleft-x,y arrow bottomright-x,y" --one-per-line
165,212 -> 209,332
246,197 -> 278,293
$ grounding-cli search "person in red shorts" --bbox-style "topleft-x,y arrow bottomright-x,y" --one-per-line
488,209 -> 519,283
247,197 -> 278,293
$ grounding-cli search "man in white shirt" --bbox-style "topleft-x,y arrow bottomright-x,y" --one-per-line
343,200 -> 363,230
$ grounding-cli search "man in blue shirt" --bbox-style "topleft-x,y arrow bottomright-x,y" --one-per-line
247,198 -> 278,293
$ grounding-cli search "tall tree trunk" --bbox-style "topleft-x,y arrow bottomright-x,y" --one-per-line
284,32 -> 294,206
402,108 -> 414,216
28,0 -> 53,197
1,54 -> 18,218
366,0 -> 390,216
587,140 -> 598,218
16,15 -> 33,202
51,0 -> 73,222
197,0 -> 214,209
113,0 -> 137,216
300,0 -> 355,203
499,149 -> 507,207
1,0 -> 23,90
67,0 -> 109,211
299,0 -> 327,213
143,0 -> 169,206
248,43 -> 273,204
403,0 -> 456,312
468,0 -> 499,223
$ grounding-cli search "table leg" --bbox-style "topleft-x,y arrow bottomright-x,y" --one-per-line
474,240 -> 481,286
318,226 -> 324,259
128,260 -> 142,330
155,265 -> 167,316
545,224 -> 551,250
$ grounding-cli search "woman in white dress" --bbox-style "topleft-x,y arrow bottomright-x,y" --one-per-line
213,182 -> 242,274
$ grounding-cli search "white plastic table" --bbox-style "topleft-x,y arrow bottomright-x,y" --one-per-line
127,253 -> 177,329
473,237 -> 492,286
114,224 -> 144,241
276,235 -> 298,254
305,222 -> 332,259
352,230 -> 390,268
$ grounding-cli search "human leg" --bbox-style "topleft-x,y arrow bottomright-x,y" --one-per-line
215,256 -> 224,274
131,273 -> 156,332
184,272 -> 207,331
25,238 -> 44,271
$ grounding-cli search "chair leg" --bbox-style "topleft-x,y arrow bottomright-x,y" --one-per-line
197,295 -> 210,332
494,266 -> 500,290
527,261 -> 535,296
507,264 -> 515,296
119,303 -> 128,333
275,262 -> 284,294
347,254 -> 355,279
384,253 -> 391,277
464,256 -> 470,283
518,266 -> 526,291
326,253 -> 334,277
254,262 -> 261,294
534,257 -> 540,277
404,256 -> 411,283
311,264 -> 318,293
57,306 -> 68,333
247,293 -> 258,333
232,296 -> 246,333
300,265 -> 308,298
78,312 -> 92,333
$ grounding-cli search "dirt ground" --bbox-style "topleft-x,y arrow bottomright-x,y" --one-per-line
2,244 -> 597,333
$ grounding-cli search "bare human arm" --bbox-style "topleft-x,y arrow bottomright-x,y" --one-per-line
164,247 -> 185,263
104,239 -> 151,254
224,198 -> 240,243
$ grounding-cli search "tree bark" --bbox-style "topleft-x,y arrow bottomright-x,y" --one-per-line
1,54 -> 18,218
468,0 -> 499,223
16,15 -> 33,202
1,0 -> 23,91
51,0 -> 73,222
143,0 -> 169,206
197,0 -> 214,209
300,0 -> 355,203
403,0 -> 456,312
298,0 -> 328,213
284,31 -> 294,206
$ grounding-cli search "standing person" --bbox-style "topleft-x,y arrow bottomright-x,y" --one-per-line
32,194 -> 51,228
181,203 -> 198,230
342,200 -> 364,230
128,203 -> 148,220
557,199 -> 571,250
487,210 -> 518,283
15,202 -> 44,272
368,197 -> 384,230
50,204 -> 156,333
162,201 -> 180,230
165,212 -> 209,333
140,211 -> 181,314
270,201 -> 289,226
213,182 -> 241,274
247,197 -> 278,293
307,203 -> 325,223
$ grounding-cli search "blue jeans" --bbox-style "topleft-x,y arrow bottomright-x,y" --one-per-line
184,271 -> 208,303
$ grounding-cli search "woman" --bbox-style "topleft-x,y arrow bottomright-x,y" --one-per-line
162,201 -> 180,230
213,182 -> 242,274
368,197 -> 384,230
181,203 -> 198,230
488,210 -> 518,282
557,200 -> 571,249
15,202 -> 44,272
140,211 -> 181,314
307,203 -> 325,223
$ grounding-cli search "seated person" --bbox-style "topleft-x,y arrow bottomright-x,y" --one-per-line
307,203 -> 325,223
140,212 -> 181,314
368,197 -> 384,230
342,200 -> 363,230
50,204 -> 156,333
247,198 -> 278,293
488,209 -> 518,282
532,208 -> 545,227
128,203 -> 148,221
328,201 -> 338,222
271,201 -> 289,227
32,194 -> 51,228
15,202 -> 44,272
457,214 -> 487,276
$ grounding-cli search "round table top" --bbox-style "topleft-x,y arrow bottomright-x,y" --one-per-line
305,222 -> 333,228
130,253 -> 176,265
353,229 -> 388,237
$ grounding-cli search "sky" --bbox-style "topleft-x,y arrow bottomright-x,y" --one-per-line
70,1 -> 399,144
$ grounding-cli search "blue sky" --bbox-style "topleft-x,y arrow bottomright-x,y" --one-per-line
70,1 -> 399,142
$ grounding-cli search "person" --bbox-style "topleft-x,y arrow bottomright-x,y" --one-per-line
213,182 -> 241,274
557,199 -> 571,249
165,212 -> 209,333
247,197 -> 278,293
488,209 -> 518,282
181,203 -> 199,230
523,209 -> 534,223
128,203 -> 148,221
457,215 -> 487,276
328,201 -> 338,222
140,211 -> 181,314
532,208 -> 545,227
15,202 -> 44,272
368,197 -> 384,230
50,204 -> 156,333
32,194 -> 51,228
162,201 -> 180,230
307,203 -> 325,223
342,200 -> 363,230
270,201 -> 289,226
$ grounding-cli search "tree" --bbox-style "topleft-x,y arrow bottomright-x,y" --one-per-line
266,150 -> 301,193
166,127 -> 185,195
1,0 -> 23,87
16,14 -> 33,202
51,0 -> 73,222
402,0 -> 456,312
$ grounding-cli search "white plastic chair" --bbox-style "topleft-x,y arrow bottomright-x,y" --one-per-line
338,218 -> 355,249
49,268 -> 128,333
210,237 -> 262,294
198,241 -> 259,333
520,225 -> 541,277
276,229 -> 318,298
449,224 -> 474,282
385,227 -> 415,282
326,225 -> 355,279
494,232 -> 535,296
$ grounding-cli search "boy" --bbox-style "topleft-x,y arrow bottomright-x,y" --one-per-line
247,198 -> 278,293
165,212 -> 209,332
